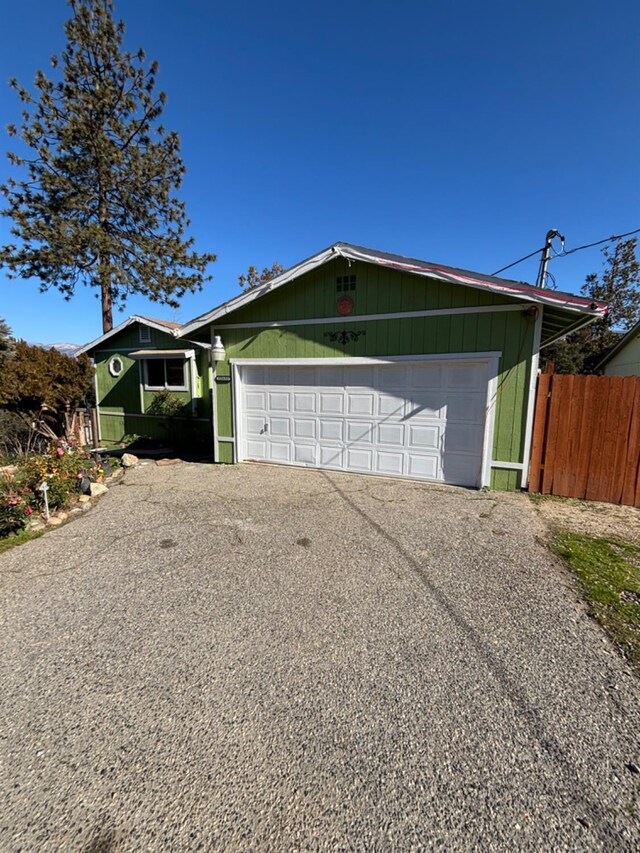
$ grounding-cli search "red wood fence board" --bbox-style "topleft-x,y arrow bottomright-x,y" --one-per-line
529,373 -> 640,507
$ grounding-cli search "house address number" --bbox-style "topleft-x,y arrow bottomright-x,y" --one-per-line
215,375 -> 232,384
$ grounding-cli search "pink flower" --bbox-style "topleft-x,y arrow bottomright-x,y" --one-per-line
56,447 -> 64,456
24,507 -> 34,515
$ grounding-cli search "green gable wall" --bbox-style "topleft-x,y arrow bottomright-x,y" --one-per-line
91,321 -> 211,448
205,259 -> 536,489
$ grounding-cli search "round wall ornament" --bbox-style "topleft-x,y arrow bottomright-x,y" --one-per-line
108,356 -> 124,377
336,295 -> 354,316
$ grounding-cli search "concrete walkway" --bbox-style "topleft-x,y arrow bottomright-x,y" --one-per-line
1,462 -> 639,851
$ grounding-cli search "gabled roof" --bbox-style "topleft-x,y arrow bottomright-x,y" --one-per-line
595,320 -> 640,370
76,314 -> 200,356
178,241 -> 607,338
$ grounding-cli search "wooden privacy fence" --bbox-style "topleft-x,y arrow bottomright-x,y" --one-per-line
529,374 -> 640,506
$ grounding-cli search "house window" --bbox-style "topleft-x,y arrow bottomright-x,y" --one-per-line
336,275 -> 356,292
143,358 -> 187,391
108,356 -> 124,377
139,325 -> 151,343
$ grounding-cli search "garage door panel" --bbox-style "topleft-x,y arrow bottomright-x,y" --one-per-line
446,363 -> 486,390
347,394 -> 375,415
347,422 -> 373,443
270,417 -> 291,437
294,444 -> 317,464
379,367 -> 407,388
443,454 -> 481,485
293,393 -> 316,413
446,392 -> 486,423
346,367 -> 375,388
268,391 -> 290,411
407,454 -> 440,479
246,439 -> 267,459
411,364 -> 444,389
316,366 -> 344,386
293,419 -> 316,439
268,366 -> 290,385
245,391 -> 267,411
444,424 -> 484,454
240,359 -> 489,487
378,394 -> 405,417
269,442 -> 291,462
376,451 -> 404,476
246,415 -> 267,436
408,424 -> 440,450
406,392 -> 443,419
346,447 -> 373,471
378,423 -> 405,446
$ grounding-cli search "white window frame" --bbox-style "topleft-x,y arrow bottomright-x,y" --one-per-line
139,324 -> 151,343
143,357 -> 188,392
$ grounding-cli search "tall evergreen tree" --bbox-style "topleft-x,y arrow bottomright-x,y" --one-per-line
0,0 -> 215,332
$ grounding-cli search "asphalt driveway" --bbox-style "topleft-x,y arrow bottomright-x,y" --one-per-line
1,463 -> 639,851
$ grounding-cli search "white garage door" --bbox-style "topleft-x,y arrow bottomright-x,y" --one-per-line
238,360 -> 491,487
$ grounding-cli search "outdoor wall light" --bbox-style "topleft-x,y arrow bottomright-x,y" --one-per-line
211,335 -> 226,362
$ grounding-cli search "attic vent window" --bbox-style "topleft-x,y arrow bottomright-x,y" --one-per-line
139,325 -> 151,343
336,275 -> 356,292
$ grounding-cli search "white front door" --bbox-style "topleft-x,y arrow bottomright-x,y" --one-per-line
238,360 -> 491,487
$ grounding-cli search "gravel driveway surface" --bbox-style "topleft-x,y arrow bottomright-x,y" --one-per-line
1,462 -> 640,851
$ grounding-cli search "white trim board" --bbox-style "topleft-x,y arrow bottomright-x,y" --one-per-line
521,306 -> 543,489
76,315 -> 181,356
217,303 -> 531,331
491,460 -> 525,471
230,352 -> 502,367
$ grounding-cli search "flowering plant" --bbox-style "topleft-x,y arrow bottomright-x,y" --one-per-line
0,476 -> 34,538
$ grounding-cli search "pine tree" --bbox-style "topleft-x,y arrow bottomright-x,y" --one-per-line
238,262 -> 285,289
544,238 -> 640,373
0,0 -> 215,332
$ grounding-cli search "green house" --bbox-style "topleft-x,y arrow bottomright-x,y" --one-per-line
77,315 -> 212,449
79,243 -> 605,489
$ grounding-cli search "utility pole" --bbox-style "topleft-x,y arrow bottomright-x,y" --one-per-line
537,229 -> 564,288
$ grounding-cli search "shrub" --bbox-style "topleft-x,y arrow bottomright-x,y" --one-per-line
0,476 -> 34,538
19,446 -> 86,510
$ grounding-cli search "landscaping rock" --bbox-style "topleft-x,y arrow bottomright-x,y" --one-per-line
56,512 -> 69,522
90,483 -> 108,498
78,495 -> 91,503
121,453 -> 139,468
156,458 -> 183,467
47,517 -> 63,527
27,520 -> 46,532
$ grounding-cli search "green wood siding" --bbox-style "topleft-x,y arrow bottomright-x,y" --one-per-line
207,262 -> 536,490
92,321 -> 211,449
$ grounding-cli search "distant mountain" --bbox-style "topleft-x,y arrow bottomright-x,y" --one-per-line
31,342 -> 82,357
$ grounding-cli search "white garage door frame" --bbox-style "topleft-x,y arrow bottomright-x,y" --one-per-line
230,352 -> 502,488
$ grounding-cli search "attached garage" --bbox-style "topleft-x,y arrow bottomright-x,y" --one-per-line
173,242 -> 606,491
235,356 -> 498,487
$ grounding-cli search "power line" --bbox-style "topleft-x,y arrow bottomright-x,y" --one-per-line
492,247 -> 544,275
492,227 -> 640,277
551,227 -> 640,259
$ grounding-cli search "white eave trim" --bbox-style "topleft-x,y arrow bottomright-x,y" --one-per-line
178,242 -> 606,338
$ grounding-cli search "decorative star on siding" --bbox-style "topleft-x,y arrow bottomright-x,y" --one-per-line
324,330 -> 366,345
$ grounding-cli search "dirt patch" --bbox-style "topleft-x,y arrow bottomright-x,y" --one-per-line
533,496 -> 640,544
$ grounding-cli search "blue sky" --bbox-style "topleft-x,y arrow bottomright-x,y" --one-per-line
0,0 -> 638,343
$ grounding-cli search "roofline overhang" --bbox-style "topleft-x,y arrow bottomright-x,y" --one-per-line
177,242 -> 606,338
75,315 -> 209,356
